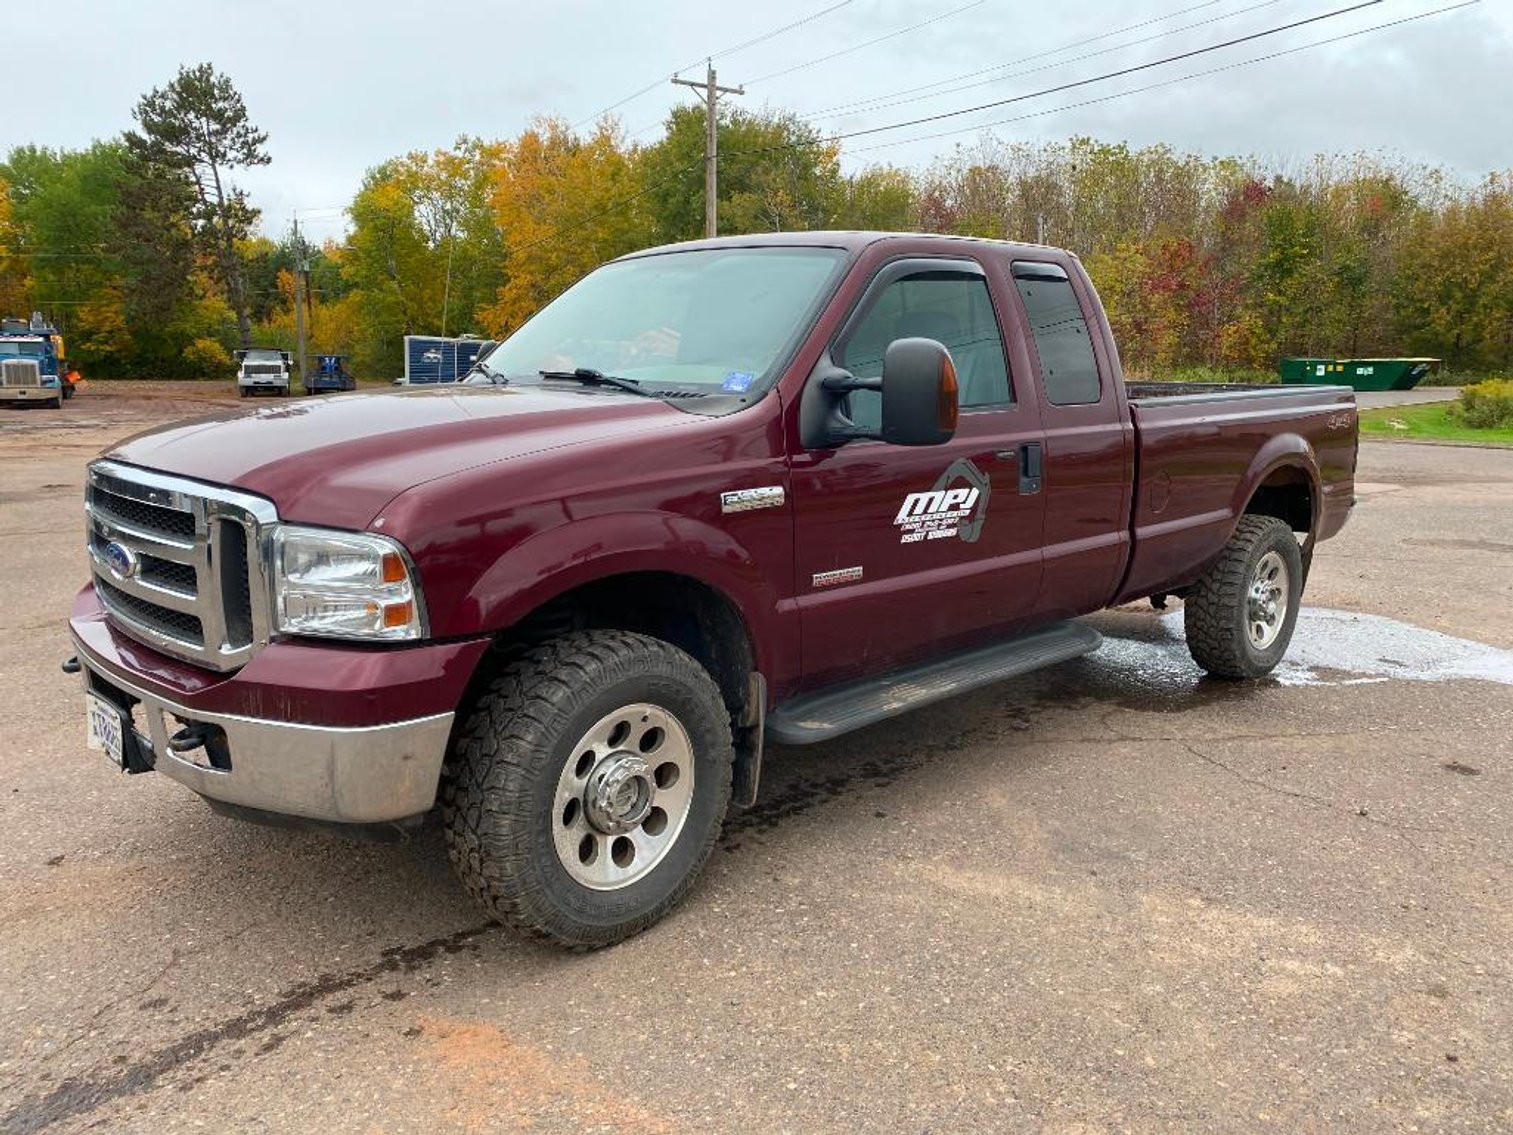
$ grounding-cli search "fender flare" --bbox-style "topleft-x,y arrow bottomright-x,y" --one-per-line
458,510 -> 783,674
1231,433 -> 1323,543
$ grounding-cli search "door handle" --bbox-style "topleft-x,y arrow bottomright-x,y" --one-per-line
1019,442 -> 1043,495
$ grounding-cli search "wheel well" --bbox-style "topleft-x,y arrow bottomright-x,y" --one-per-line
496,572 -> 755,719
1245,466 -> 1313,534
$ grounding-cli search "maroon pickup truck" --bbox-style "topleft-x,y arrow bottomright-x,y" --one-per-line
68,232 -> 1357,947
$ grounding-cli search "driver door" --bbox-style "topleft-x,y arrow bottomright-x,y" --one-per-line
788,257 -> 1047,691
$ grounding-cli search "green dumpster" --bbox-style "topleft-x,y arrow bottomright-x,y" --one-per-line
1279,357 -> 1440,391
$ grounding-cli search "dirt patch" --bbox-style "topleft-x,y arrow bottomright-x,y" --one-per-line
419,1015 -> 677,1134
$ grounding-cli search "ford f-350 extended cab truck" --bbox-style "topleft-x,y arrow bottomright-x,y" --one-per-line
68,232 -> 1357,948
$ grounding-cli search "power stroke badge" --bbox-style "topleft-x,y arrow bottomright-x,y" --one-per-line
893,458 -> 991,545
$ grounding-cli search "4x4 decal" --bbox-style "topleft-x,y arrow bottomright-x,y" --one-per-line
893,458 -> 992,545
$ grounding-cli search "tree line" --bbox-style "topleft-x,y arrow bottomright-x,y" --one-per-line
1,63 -> 1509,381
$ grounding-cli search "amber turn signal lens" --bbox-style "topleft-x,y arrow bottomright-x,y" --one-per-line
381,552 -> 407,585
937,354 -> 959,433
382,601 -> 415,629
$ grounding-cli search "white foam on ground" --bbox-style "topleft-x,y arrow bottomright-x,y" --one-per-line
1096,608 -> 1513,688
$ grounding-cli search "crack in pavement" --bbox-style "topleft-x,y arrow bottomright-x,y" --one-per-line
0,924 -> 496,1135
1180,742 -> 1443,852
11,921 -> 271,1087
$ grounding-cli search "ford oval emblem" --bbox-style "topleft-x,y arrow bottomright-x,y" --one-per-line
103,541 -> 138,581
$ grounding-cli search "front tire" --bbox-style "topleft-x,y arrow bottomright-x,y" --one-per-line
442,631 -> 733,949
1184,515 -> 1304,678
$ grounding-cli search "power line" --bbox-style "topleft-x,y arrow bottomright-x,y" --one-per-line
805,0 -> 1287,120
701,1 -> 855,64
803,0 -> 1231,118
557,0 -> 1471,261
744,0 -> 985,86
623,0 -> 1235,141
841,0 -> 1481,155
719,0 -> 1384,158
517,0 -> 1464,260
568,1 -> 854,129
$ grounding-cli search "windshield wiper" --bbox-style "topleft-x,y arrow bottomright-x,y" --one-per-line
538,368 -> 653,397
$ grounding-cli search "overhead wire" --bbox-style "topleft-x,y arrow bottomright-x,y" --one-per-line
743,0 -> 986,85
814,0 -> 1387,143
839,0 -> 1481,155
568,0 -> 854,129
523,0 -> 1474,257
804,0 -> 1288,120
804,0 -> 1231,117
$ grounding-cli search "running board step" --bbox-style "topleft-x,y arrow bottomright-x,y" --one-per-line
766,621 -> 1102,746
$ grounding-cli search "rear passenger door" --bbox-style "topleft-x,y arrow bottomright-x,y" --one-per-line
789,257 -> 1047,690
1007,260 -> 1132,619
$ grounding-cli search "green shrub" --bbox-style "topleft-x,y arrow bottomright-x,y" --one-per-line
1453,379 -> 1513,429
182,337 -> 233,377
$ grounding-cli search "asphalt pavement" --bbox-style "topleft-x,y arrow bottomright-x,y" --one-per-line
1,388 -> 1510,1134
1353,386 -> 1459,410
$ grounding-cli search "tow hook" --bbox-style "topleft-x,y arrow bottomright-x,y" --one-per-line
168,724 -> 215,753
61,655 -> 81,674
167,722 -> 233,771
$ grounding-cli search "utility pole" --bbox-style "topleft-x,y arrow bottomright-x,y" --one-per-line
672,60 -> 744,238
291,214 -> 308,390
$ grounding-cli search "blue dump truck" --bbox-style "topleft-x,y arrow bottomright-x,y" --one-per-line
399,334 -> 497,385
0,314 -> 70,408
304,354 -> 357,395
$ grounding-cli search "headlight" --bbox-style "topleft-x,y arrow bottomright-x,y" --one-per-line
271,526 -> 426,641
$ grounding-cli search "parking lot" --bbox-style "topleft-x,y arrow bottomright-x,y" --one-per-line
2,385 -> 1511,1134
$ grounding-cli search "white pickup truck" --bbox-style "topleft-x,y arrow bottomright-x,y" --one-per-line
235,347 -> 293,397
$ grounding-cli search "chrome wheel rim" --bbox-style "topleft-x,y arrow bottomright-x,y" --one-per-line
552,703 -> 695,891
1246,550 -> 1290,649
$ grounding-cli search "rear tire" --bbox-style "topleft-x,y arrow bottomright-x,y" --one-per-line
1184,515 -> 1303,679
442,630 -> 733,949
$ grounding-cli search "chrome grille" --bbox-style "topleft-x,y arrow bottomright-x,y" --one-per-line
2,359 -> 41,387
84,461 -> 278,671
243,363 -> 285,376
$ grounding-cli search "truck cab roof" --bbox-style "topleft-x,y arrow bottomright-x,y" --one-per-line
618,230 -> 1073,261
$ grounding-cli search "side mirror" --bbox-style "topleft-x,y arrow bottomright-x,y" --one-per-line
800,337 -> 960,450
880,337 -> 959,446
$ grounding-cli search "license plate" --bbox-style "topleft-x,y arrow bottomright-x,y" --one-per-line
86,693 -> 126,768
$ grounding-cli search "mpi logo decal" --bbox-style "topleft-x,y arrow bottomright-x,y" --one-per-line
893,458 -> 992,545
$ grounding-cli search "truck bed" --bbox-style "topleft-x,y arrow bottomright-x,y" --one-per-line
1114,381 -> 1358,605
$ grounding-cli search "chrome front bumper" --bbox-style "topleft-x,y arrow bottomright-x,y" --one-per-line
73,635 -> 454,824
0,386 -> 59,401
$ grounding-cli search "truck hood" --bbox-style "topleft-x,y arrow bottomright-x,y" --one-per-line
106,385 -> 691,529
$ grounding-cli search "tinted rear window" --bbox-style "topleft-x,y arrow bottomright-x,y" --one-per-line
1011,263 -> 1100,406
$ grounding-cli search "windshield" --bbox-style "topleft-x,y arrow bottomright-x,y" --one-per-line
473,246 -> 847,393
244,349 -> 283,361
0,340 -> 45,357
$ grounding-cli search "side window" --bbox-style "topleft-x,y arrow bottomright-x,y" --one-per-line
835,270 -> 1011,431
1011,262 -> 1101,406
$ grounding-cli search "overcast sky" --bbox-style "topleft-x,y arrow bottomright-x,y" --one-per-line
9,0 -> 1510,241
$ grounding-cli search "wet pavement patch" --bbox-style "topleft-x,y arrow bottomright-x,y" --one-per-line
1086,607 -> 1513,693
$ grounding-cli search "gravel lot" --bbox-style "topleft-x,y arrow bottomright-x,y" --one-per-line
2,384 -> 1511,1134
